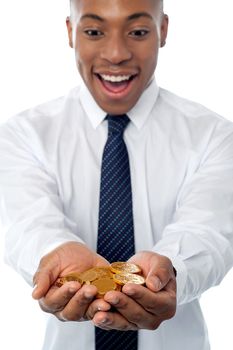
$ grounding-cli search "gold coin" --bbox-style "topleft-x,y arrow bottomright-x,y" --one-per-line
55,273 -> 82,287
79,268 -> 98,283
92,267 -> 113,279
110,262 -> 141,274
55,277 -> 66,287
65,272 -> 82,281
92,277 -> 117,297
115,283 -> 122,292
113,273 -> 145,286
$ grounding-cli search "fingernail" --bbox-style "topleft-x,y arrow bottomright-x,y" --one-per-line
84,293 -> 93,301
110,298 -> 119,305
32,284 -> 38,297
124,288 -> 134,296
154,277 -> 162,291
101,318 -> 108,324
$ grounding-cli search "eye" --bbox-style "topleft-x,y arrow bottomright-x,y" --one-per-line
129,29 -> 149,38
84,29 -> 103,38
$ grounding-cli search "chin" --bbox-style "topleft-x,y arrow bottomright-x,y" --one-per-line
99,102 -> 132,116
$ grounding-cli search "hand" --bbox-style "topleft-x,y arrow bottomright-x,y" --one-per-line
90,251 -> 176,331
32,241 -> 111,321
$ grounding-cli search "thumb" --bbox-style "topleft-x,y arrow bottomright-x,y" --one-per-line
32,269 -> 52,300
32,259 -> 60,300
146,268 -> 170,293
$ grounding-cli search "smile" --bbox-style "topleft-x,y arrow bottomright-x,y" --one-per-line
95,73 -> 138,96
100,74 -> 132,82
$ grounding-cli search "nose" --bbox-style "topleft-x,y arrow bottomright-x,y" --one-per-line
100,33 -> 132,64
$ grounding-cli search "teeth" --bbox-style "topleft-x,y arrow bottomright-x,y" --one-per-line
100,74 -> 131,82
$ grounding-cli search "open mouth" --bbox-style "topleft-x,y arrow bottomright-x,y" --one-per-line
95,73 -> 137,94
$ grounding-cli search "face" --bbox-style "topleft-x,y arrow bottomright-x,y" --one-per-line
67,0 -> 168,115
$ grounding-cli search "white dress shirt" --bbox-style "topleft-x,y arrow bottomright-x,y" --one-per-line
1,78 -> 233,350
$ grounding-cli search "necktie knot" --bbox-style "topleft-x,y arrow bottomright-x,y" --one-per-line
107,114 -> 130,135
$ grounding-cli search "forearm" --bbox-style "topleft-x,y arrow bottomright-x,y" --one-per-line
153,222 -> 233,305
0,121 -> 84,285
153,122 -> 233,305
4,211 -> 83,286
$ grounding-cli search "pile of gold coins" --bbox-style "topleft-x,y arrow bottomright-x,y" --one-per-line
55,262 -> 145,298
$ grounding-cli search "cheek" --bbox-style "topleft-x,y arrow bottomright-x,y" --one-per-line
74,38 -> 95,76
135,39 -> 159,74
139,52 -> 158,79
75,50 -> 92,79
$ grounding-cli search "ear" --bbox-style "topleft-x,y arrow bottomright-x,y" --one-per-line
66,16 -> 74,48
160,14 -> 169,48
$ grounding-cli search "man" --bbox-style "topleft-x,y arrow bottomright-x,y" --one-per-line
0,0 -> 233,349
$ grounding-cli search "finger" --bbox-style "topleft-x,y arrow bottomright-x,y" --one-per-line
123,282 -> 176,317
85,298 -> 111,320
104,290 -> 157,330
56,310 -> 69,322
93,310 -> 138,331
57,284 -> 98,321
39,281 -> 81,313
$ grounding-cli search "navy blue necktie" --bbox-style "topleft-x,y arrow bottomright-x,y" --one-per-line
95,115 -> 138,350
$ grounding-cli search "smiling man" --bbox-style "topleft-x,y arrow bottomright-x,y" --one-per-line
1,1 -> 233,350
67,0 -> 167,115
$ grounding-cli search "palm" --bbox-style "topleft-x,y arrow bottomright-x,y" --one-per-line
33,241 -> 109,300
49,242 -> 109,278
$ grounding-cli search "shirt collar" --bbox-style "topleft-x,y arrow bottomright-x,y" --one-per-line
79,77 -> 159,130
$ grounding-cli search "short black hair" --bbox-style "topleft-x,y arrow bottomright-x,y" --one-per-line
69,0 -> 164,13
70,0 -> 163,3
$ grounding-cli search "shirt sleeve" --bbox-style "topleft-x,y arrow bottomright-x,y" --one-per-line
153,120 -> 233,305
0,118 -> 84,286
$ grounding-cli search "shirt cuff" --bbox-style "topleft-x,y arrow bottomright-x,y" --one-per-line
168,255 -> 187,304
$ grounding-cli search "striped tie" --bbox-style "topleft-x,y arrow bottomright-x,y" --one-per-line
95,114 -> 138,350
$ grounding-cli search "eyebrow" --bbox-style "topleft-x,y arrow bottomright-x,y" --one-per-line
80,14 -> 104,22
127,12 -> 153,21
80,12 -> 153,23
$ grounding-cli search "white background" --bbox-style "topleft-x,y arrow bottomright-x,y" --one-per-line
0,1 -> 233,349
